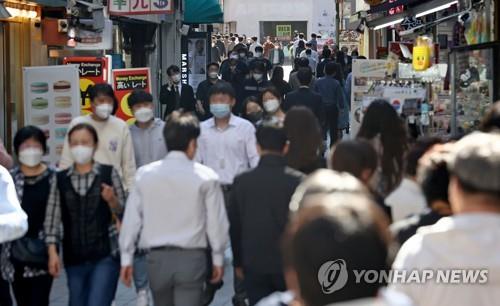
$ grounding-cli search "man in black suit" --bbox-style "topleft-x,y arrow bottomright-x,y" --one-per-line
283,67 -> 325,129
160,65 -> 196,119
228,122 -> 303,306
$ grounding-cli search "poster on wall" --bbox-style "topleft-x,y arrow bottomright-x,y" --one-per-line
63,56 -> 111,115
23,65 -> 80,166
312,0 -> 337,48
350,59 -> 390,136
181,33 -> 209,92
112,67 -> 152,124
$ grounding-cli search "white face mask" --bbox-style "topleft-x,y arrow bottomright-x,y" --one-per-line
253,73 -> 264,81
255,52 -> 263,58
208,72 -> 219,79
134,107 -> 154,123
19,147 -> 43,167
171,74 -> 181,83
71,145 -> 94,165
95,103 -> 113,120
263,99 -> 280,113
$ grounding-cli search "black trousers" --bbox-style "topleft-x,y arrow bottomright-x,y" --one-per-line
0,277 -> 12,306
12,272 -> 53,306
244,272 -> 286,306
325,104 -> 340,146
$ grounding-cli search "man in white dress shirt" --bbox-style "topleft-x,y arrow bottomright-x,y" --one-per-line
196,81 -> 259,191
391,132 -> 500,306
196,82 -> 259,306
119,111 -> 229,306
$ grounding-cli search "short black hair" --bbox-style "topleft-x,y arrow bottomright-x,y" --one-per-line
305,42 -> 312,47
256,122 -> 288,152
298,34 -> 305,39
297,67 -> 313,86
128,90 -> 153,109
305,49 -> 312,56
207,62 -> 220,71
405,137 -> 442,177
322,48 -> 332,59
251,36 -> 258,41
68,123 -> 99,145
331,139 -> 378,180
325,61 -> 337,76
13,125 -> 48,156
208,81 -> 236,100
297,57 -> 310,68
164,111 -> 200,152
167,65 -> 180,76
252,62 -> 266,72
88,83 -> 118,114
419,160 -> 450,207
311,33 -> 317,38
255,46 -> 263,52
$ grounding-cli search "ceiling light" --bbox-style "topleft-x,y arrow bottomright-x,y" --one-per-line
373,18 -> 404,30
416,1 -> 458,18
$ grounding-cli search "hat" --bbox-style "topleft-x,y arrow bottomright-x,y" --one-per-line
449,132 -> 500,193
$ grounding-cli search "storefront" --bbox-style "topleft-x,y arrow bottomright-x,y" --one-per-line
348,0 -> 498,138
0,0 -> 44,151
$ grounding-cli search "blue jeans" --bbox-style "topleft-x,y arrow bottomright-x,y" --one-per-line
133,252 -> 149,292
66,256 -> 120,306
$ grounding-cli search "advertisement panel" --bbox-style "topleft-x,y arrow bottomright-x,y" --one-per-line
109,0 -> 173,15
112,67 -> 152,124
63,56 -> 111,115
23,65 -> 80,166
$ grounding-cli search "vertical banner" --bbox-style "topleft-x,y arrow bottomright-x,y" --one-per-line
181,32 -> 209,92
112,67 -> 152,124
350,59 -> 389,136
23,65 -> 80,166
63,57 -> 110,115
312,0 -> 337,47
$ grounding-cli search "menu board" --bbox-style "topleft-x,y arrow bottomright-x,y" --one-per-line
23,65 -> 80,166
112,68 -> 152,124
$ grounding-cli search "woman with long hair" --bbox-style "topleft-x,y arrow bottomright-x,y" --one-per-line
270,67 -> 292,99
357,100 -> 408,197
284,107 -> 325,174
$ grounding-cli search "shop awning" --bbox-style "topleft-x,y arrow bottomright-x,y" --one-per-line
30,0 -> 66,7
184,0 -> 223,24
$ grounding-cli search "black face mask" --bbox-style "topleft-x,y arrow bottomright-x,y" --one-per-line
246,111 -> 263,124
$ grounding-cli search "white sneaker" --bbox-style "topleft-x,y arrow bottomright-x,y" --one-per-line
136,289 -> 150,306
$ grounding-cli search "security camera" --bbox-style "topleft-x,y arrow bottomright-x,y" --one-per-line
459,12 -> 471,24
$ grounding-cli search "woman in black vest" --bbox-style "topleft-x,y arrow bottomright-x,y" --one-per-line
44,123 -> 126,306
1,126 -> 54,306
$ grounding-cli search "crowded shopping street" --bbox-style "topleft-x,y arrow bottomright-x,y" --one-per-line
1,0 -> 500,306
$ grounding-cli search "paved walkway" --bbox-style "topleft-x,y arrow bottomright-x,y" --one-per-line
48,250 -> 235,306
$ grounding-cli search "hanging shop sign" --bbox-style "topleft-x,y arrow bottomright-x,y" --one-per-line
109,0 -> 173,15
63,56 -> 111,115
23,65 -> 80,166
73,19 -> 113,50
112,68 -> 152,124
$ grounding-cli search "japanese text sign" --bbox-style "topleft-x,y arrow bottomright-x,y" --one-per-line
112,68 -> 151,124
109,0 -> 173,15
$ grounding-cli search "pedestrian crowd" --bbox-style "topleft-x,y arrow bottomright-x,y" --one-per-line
1,34 -> 500,306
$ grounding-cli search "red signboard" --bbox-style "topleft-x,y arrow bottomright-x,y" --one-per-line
388,0 -> 404,15
63,57 -> 110,115
112,68 -> 152,124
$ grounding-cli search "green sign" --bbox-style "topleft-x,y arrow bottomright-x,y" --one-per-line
276,25 -> 292,38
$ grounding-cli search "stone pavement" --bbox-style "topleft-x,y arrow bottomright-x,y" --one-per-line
48,251 -> 235,306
